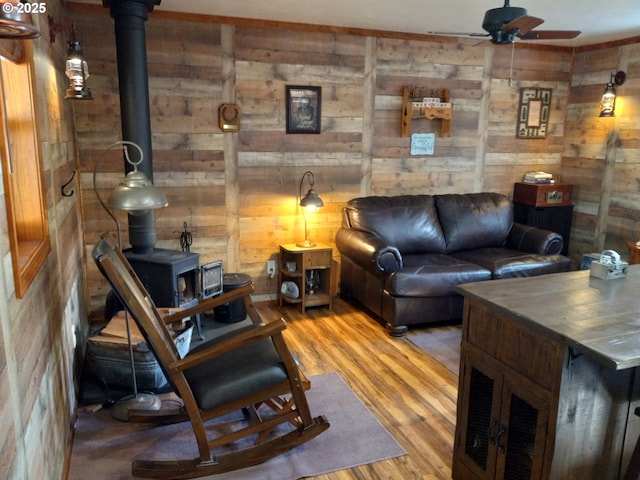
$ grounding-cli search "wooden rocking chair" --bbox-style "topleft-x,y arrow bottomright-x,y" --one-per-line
91,239 -> 329,479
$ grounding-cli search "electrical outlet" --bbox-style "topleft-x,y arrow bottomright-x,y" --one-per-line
266,260 -> 276,278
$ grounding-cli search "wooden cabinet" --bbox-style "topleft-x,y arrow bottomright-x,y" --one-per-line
456,345 -> 551,480
513,203 -> 573,256
454,272 -> 640,480
278,243 -> 334,314
513,183 -> 574,256
454,302 -> 563,480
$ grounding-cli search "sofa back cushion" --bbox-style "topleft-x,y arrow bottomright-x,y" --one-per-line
435,193 -> 513,253
344,195 -> 447,254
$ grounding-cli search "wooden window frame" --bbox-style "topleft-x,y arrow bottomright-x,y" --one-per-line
0,42 -> 50,298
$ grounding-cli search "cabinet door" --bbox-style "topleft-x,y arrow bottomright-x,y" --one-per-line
456,346 -> 550,480
496,377 -> 550,480
456,348 -> 503,479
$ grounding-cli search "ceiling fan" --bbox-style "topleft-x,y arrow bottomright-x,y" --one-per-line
432,1 -> 581,45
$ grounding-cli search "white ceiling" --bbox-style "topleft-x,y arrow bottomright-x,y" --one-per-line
82,0 -> 640,47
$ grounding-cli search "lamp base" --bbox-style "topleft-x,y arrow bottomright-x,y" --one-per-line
296,240 -> 316,248
111,392 -> 162,421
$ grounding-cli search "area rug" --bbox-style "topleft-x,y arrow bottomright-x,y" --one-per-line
408,328 -> 462,374
69,371 -> 406,480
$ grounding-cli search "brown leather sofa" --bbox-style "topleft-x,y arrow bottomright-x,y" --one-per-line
335,192 -> 571,336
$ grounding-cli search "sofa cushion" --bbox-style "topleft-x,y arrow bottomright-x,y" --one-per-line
451,247 -> 571,279
385,254 -> 491,297
435,193 -> 513,253
345,195 -> 446,254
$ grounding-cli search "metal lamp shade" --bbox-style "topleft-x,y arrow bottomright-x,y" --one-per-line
0,1 -> 40,39
106,170 -> 168,213
299,188 -> 324,211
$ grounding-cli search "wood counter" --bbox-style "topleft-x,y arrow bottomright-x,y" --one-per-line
452,266 -> 640,479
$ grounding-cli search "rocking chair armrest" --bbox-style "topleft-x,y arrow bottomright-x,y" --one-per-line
169,318 -> 288,372
161,283 -> 255,325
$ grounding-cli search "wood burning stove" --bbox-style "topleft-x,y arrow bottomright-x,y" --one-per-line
124,248 -> 202,337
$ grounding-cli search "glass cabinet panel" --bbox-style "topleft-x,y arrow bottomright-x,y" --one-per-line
465,366 -> 495,470
504,395 -> 538,479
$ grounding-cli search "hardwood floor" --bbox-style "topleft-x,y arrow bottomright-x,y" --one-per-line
255,297 -> 458,480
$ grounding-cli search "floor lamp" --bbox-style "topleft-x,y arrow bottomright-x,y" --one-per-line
93,141 -> 168,421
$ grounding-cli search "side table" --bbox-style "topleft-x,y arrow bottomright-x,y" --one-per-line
278,243 -> 334,314
513,182 -> 574,256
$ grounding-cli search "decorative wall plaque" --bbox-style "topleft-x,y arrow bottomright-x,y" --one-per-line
516,87 -> 552,139
410,133 -> 435,155
286,86 -> 321,134
219,103 -> 240,132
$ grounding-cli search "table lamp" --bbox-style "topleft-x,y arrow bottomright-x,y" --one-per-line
296,171 -> 324,248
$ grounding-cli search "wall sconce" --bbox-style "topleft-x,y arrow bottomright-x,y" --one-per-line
297,171 -> 324,248
0,1 -> 40,38
599,71 -> 626,117
49,16 -> 92,100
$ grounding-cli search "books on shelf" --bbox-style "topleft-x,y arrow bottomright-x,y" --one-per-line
523,171 -> 554,184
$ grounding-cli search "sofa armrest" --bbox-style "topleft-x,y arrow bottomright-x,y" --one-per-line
506,222 -> 564,255
336,228 -> 402,273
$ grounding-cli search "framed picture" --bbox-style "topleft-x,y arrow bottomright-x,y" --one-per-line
286,85 -> 321,134
516,87 -> 552,139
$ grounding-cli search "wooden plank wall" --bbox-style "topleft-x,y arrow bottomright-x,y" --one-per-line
562,43 -> 640,260
69,4 -> 632,314
0,0 -> 88,478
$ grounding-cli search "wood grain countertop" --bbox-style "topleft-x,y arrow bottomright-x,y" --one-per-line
455,265 -> 640,370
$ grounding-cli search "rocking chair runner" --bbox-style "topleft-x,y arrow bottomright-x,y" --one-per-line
91,239 -> 329,479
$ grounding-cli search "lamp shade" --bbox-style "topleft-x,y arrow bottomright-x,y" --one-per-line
0,1 -> 40,38
299,188 -> 324,211
106,170 -> 168,213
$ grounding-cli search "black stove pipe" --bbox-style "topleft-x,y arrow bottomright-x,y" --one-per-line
104,0 -> 160,254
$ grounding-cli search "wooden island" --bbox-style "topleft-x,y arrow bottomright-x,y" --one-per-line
453,266 -> 640,479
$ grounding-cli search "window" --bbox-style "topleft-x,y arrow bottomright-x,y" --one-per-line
0,42 -> 50,298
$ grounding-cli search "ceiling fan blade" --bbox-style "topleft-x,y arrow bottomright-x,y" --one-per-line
520,30 -> 582,40
427,31 -> 489,38
503,15 -> 544,35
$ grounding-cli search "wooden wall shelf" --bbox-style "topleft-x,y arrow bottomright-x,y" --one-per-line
401,86 -> 452,137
